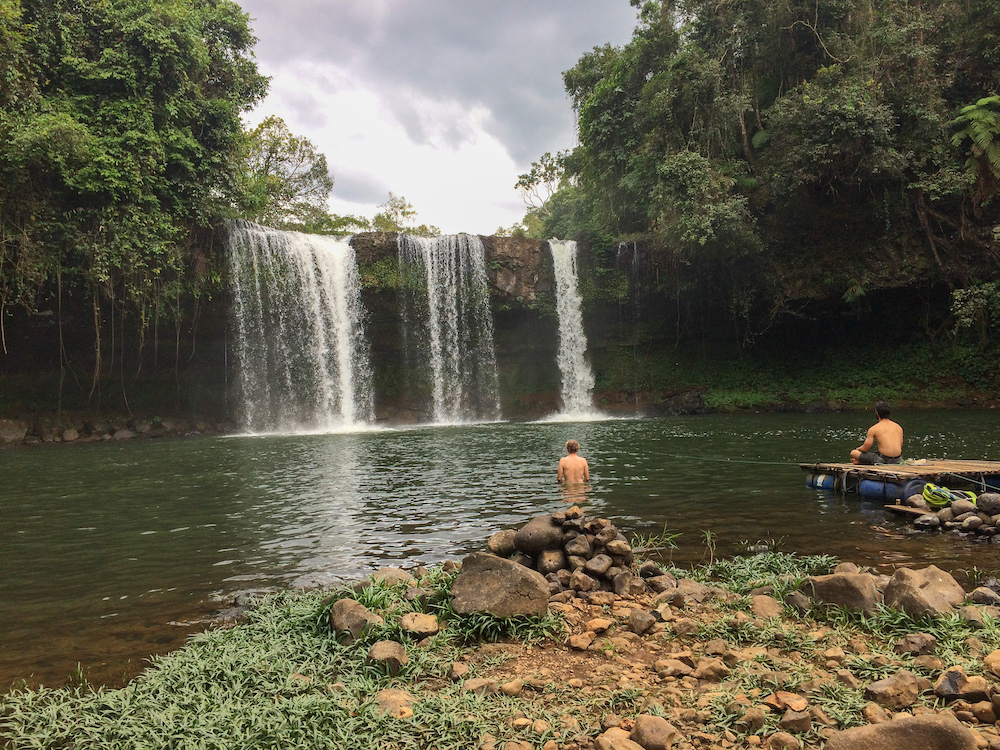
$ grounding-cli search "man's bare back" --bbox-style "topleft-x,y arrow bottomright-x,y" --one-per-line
851,401 -> 903,464
558,440 -> 590,483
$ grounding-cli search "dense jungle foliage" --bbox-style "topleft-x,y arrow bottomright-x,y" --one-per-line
0,0 -> 267,407
526,0 -> 1000,354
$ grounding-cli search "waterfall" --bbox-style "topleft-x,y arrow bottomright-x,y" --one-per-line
228,222 -> 373,432
398,234 -> 501,423
549,239 -> 597,418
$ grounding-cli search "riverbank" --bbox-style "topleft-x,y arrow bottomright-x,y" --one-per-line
4,537 -> 1000,748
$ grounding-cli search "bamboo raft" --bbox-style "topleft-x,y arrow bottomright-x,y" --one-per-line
800,459 -> 1000,501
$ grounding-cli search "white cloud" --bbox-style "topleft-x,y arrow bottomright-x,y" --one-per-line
240,1 -> 638,234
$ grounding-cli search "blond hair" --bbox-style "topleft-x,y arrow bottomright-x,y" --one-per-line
565,439 -> 579,453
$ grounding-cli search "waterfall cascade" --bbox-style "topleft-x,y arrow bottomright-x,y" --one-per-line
228,222 -> 373,432
398,234 -> 501,423
549,239 -> 598,418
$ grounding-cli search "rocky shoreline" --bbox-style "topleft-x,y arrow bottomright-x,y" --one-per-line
6,508 -> 1000,749
0,415 -> 227,446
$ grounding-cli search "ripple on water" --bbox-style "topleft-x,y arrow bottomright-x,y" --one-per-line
3,410 -> 1000,688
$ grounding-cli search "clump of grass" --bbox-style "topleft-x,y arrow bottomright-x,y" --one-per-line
706,551 -> 838,598
0,566 -> 565,750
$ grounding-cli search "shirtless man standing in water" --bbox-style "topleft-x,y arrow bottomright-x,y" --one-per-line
850,401 -> 903,465
558,440 -> 590,483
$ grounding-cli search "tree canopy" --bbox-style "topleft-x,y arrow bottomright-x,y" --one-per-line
526,0 -> 1000,334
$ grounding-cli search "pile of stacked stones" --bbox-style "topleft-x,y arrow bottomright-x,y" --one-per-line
485,506 -> 651,598
909,491 -> 1000,537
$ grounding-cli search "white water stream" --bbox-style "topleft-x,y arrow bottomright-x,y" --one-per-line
398,234 -> 501,423
549,239 -> 598,419
228,222 -> 373,432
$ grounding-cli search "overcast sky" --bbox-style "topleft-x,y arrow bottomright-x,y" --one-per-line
238,1 -> 639,235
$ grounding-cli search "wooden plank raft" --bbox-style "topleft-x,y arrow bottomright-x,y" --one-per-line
800,458 -> 1000,496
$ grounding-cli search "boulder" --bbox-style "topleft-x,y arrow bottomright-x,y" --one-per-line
513,515 -> 565,557
629,714 -> 681,749
976,493 -> 1000,515
330,598 -> 384,642
570,570 -> 598,592
639,561 -> 664,578
585,554 -> 614,576
370,567 -> 416,586
564,535 -> 592,558
450,553 -> 550,617
914,514 -> 941,530
596,727 -> 644,750
368,640 -> 409,674
537,549 -> 567,575
934,666 -> 989,702
778,709 -> 812,733
400,612 -> 439,638
0,419 -> 28,444
62,428 -> 79,442
751,595 -> 784,619
823,713 -> 977,750
487,529 -> 517,555
863,670 -> 922,709
805,573 -> 879,615
692,657 -> 731,682
766,732 -> 800,750
375,688 -> 415,719
951,499 -> 977,516
970,587 -> 1000,606
894,633 -> 937,655
884,566 -> 965,617
984,649 -> 1000,677
646,574 -> 678,594
629,609 -> 656,635
605,539 -> 632,557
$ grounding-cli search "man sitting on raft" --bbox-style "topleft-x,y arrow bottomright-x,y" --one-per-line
851,400 -> 903,465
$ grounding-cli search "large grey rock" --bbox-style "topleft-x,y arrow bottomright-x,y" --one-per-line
564,535 -> 593,558
976,493 -> 1000,515
951,498 -> 977,516
805,573 -> 879,615
585,554 -> 613,576
914,514 -> 941,530
330,598 -> 385,642
884,566 -> 965,617
824,713 -> 976,750
0,419 -> 28,444
451,552 -> 549,617
513,514 -> 565,557
646,574 -> 678,594
934,666 -> 989,702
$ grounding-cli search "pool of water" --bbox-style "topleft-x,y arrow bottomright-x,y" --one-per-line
3,410 -> 999,689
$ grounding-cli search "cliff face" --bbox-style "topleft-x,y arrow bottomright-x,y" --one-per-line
0,230 -> 979,431
350,233 -> 554,304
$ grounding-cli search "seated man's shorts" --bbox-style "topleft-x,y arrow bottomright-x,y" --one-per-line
858,452 -> 901,465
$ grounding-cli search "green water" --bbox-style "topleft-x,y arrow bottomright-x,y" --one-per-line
2,410 -> 1000,689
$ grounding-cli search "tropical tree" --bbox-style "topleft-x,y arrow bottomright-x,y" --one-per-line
241,116 -> 334,228
0,0 -> 267,402
372,193 -> 440,236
